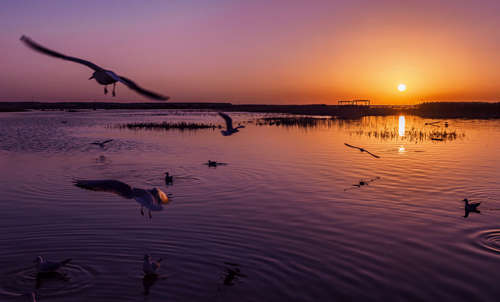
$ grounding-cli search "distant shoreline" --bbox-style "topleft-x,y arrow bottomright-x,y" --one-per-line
0,101 -> 498,118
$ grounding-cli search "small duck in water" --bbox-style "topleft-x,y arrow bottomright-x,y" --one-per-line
143,254 -> 162,275
34,256 -> 72,274
164,172 -> 173,185
463,198 -> 480,218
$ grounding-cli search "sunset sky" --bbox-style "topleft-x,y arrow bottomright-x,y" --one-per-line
1,0 -> 499,104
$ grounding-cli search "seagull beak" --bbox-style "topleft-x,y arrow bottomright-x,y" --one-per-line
88,75 -> 94,80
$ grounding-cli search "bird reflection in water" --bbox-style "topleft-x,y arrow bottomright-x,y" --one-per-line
35,271 -> 70,290
221,263 -> 246,286
74,180 -> 170,218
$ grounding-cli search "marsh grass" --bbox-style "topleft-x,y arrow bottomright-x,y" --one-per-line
118,122 -> 220,131
257,117 -> 337,128
351,127 -> 464,142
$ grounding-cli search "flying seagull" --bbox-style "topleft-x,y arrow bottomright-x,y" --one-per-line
218,112 -> 244,136
143,254 -> 162,275
344,143 -> 380,158
20,35 -> 168,101
74,179 -> 169,218
91,139 -> 113,148
34,256 -> 72,274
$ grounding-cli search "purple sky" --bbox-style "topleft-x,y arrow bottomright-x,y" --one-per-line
1,0 -> 499,104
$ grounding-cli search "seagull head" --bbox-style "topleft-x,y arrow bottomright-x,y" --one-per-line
463,198 -> 469,202
151,188 -> 169,204
34,256 -> 44,264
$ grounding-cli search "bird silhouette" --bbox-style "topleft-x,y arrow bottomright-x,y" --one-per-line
218,112 -> 244,136
20,36 -> 168,100
164,172 -> 173,185
344,143 -> 380,158
91,139 -> 113,148
463,198 -> 480,218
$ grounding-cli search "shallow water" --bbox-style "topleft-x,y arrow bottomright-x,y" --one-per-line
0,110 -> 499,301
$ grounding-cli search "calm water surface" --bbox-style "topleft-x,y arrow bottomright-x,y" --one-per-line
0,110 -> 499,301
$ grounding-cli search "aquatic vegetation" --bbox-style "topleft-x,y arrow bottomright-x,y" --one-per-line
119,121 -> 219,131
257,116 -> 337,128
350,127 -> 464,142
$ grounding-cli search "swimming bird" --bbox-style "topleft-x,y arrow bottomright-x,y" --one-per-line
91,139 -> 113,148
164,172 -> 173,185
218,112 -> 244,136
74,179 -> 169,218
34,256 -> 71,273
344,143 -> 380,158
205,160 -> 227,167
20,36 -> 168,101
143,254 -> 162,275
463,198 -> 480,218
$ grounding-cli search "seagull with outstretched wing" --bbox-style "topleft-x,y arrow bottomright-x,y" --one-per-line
74,179 -> 169,218
344,143 -> 380,158
20,36 -> 168,100
218,112 -> 244,136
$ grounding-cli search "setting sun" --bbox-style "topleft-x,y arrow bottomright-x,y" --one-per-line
398,84 -> 407,92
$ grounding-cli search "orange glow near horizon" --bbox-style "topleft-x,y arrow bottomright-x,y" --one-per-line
1,1 -> 500,104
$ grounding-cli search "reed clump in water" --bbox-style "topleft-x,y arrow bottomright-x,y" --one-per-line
119,122 -> 219,131
257,117 -> 337,128
352,128 -> 464,142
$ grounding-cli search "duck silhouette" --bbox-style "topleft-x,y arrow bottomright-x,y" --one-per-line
164,172 -> 173,185
463,198 -> 480,218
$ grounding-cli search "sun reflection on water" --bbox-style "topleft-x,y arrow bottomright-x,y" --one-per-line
399,116 -> 405,137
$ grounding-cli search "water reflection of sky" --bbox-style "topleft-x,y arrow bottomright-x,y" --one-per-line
0,111 -> 498,302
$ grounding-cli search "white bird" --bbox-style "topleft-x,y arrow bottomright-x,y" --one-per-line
20,36 -> 169,101
74,179 -> 169,218
218,112 -> 244,136
34,256 -> 72,273
143,254 -> 162,275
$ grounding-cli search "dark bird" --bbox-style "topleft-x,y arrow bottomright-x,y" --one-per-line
143,254 -> 162,275
34,256 -> 71,273
344,143 -> 380,158
463,198 -> 480,218
74,179 -> 169,218
20,36 -> 168,101
164,172 -> 173,185
218,112 -> 244,136
91,139 -> 113,148
205,160 -> 227,167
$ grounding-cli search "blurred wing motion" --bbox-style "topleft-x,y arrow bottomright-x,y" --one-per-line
117,76 -> 169,101
20,35 -> 103,71
218,112 -> 234,131
73,179 -> 134,199
344,143 -> 380,158
363,150 -> 380,159
344,143 -> 362,151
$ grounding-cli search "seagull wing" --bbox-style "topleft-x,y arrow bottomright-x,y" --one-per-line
101,139 -> 113,145
115,75 -> 168,101
20,36 -> 103,71
73,179 -> 134,199
344,143 -> 362,151
364,150 -> 380,158
218,112 -> 234,131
